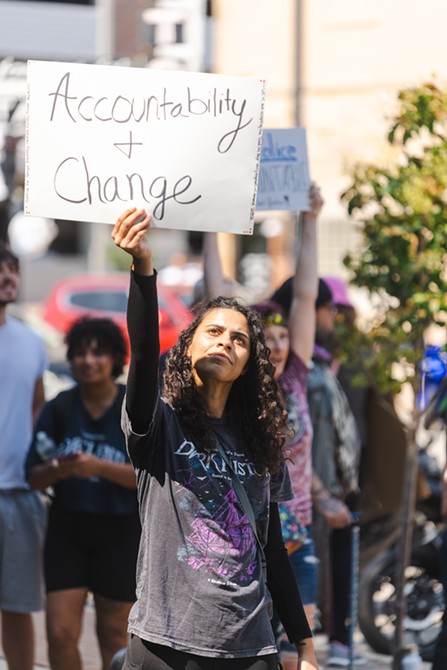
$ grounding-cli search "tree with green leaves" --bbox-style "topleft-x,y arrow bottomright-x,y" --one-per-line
340,82 -> 447,667
341,82 -> 447,400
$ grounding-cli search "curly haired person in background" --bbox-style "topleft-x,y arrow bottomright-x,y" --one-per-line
26,317 -> 140,670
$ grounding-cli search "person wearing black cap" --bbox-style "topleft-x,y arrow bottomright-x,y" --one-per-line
272,277 -> 332,315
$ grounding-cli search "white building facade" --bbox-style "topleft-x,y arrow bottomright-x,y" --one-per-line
213,0 -> 447,282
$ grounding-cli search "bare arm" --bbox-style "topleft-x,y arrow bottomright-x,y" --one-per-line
297,638 -> 319,669
65,455 -> 137,488
27,460 -> 64,491
311,470 -> 352,528
32,376 -> 45,426
94,460 -> 136,488
28,455 -> 136,490
288,183 -> 323,364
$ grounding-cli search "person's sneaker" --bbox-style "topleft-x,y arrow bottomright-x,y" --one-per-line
326,641 -> 366,667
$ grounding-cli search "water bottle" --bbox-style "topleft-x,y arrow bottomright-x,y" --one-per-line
35,430 -> 57,461
417,345 -> 447,411
401,647 -> 423,669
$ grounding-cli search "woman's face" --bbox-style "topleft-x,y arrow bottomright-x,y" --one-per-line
70,338 -> 116,384
264,323 -> 290,379
187,308 -> 251,385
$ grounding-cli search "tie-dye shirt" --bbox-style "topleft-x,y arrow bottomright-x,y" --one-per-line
122,401 -> 292,658
279,352 -> 313,527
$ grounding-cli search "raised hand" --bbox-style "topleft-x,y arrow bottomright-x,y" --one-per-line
305,182 -> 324,220
111,207 -> 153,275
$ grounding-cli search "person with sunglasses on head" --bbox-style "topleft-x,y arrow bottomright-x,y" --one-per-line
273,273 -> 362,666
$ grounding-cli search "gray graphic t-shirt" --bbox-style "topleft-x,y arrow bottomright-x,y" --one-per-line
123,394 -> 292,658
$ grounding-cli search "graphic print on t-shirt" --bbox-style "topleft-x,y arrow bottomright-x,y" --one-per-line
35,429 -> 127,476
174,437 -> 260,587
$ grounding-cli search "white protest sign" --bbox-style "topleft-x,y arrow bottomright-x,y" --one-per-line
25,60 -> 265,235
256,127 -> 310,212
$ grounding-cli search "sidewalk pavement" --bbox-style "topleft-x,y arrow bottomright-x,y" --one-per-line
0,606 -> 433,669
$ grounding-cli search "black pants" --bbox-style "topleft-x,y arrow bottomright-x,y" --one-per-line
330,526 -> 352,646
122,636 -> 279,670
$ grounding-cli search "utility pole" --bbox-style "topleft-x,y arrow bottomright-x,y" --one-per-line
391,415 -> 424,669
96,0 -> 115,61
86,0 -> 116,274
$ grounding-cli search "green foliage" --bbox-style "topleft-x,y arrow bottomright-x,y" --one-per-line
341,82 -> 447,397
106,242 -> 132,271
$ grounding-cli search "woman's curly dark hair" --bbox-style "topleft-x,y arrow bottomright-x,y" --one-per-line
163,297 -> 288,474
65,317 -> 127,379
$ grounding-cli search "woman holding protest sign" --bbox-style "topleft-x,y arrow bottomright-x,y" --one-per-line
111,207 -> 319,670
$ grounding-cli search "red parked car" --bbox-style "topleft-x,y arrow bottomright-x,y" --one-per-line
42,274 -> 193,357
